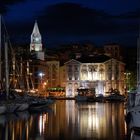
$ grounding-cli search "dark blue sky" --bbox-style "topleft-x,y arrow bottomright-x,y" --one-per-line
1,0 -> 140,48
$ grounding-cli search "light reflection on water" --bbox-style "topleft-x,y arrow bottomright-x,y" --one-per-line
0,100 -> 126,140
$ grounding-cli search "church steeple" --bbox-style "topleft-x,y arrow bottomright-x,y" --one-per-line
30,20 -> 42,52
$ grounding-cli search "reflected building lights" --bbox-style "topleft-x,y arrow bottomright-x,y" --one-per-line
12,125 -> 15,140
39,114 -> 47,135
0,101 -> 126,140
77,103 -> 124,139
39,115 -> 43,135
26,123 -> 29,140
66,100 -> 76,126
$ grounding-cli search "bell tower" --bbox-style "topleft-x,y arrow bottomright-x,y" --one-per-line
30,20 -> 44,60
30,20 -> 42,52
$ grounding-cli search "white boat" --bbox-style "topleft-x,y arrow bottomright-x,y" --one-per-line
125,33 -> 140,138
95,94 -> 105,102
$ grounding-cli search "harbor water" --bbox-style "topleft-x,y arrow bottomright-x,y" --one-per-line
0,100 -> 127,140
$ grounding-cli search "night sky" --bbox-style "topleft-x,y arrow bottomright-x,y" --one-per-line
1,0 -> 140,48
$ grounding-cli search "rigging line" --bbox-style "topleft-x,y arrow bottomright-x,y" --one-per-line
1,17 -> 19,79
1,16 -> 32,90
1,16 -> 15,55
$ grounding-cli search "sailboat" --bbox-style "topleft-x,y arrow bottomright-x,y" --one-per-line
0,15 -> 29,114
125,32 -> 140,139
0,16 -> 54,114
0,35 -> 20,113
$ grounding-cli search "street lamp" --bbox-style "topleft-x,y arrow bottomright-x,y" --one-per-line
124,72 -> 131,91
39,72 -> 45,84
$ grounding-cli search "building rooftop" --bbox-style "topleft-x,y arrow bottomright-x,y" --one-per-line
76,54 -> 111,63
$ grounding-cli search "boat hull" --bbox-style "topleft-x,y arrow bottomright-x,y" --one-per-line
126,106 -> 140,128
6,103 -> 19,113
75,95 -> 88,102
16,103 -> 29,112
0,106 -> 6,114
105,94 -> 125,102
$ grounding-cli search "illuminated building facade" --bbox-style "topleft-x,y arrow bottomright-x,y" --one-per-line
46,60 -> 60,88
29,59 -> 47,90
60,55 -> 125,97
29,59 -> 60,93
28,21 -> 126,97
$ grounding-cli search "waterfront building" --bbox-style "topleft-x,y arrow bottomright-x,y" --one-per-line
29,58 -> 60,94
60,55 -> 125,97
29,59 -> 47,91
46,60 -> 60,88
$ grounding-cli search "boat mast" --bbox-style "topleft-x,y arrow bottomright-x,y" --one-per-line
137,30 -> 140,93
0,15 -> 2,83
4,36 -> 9,99
135,29 -> 140,106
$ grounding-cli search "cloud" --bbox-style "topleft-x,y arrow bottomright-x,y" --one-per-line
0,0 -> 26,13
3,2 -> 139,47
38,3 -> 113,35
37,3 -> 139,36
112,9 -> 140,19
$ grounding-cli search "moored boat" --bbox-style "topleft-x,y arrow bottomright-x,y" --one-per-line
105,93 -> 126,102
16,103 -> 29,112
75,88 -> 95,102
125,91 -> 140,138
0,15 -> 30,114
5,103 -> 19,113
95,94 -> 105,102
125,33 -> 140,139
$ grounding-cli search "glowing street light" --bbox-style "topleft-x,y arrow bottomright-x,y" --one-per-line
39,72 -> 45,84
39,72 -> 45,78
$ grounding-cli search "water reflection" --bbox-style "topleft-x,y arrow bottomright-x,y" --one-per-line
75,102 -> 125,140
0,101 -> 126,140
